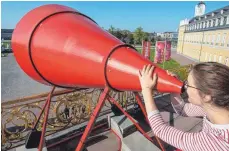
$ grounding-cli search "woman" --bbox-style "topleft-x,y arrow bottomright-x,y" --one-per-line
138,62 -> 229,151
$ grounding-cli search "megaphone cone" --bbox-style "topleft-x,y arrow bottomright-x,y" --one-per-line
12,4 -> 184,93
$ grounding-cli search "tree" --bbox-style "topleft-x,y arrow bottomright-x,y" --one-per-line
125,32 -> 134,44
133,27 -> 147,45
108,25 -> 115,35
151,37 -> 156,45
144,32 -> 150,41
115,28 -> 123,40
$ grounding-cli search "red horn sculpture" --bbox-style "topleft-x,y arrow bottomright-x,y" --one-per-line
12,4 -> 184,93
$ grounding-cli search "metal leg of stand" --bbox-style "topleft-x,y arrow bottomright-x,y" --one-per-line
134,92 -> 148,121
107,96 -> 155,144
38,86 -> 56,151
75,87 -> 110,151
134,92 -> 165,151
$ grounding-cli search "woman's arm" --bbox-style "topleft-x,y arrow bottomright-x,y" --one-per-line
148,111 -> 215,151
170,93 -> 206,117
138,65 -> 215,151
142,89 -> 213,151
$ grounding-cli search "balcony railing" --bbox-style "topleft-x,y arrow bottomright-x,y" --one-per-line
1,65 -> 191,150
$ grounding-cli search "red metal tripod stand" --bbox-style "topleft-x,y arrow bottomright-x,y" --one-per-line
34,86 -> 165,151
75,87 -> 165,151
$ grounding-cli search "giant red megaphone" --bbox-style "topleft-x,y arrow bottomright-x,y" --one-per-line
12,4 -> 184,93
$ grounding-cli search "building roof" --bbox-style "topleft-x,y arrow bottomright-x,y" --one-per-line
1,29 -> 14,33
198,1 -> 205,6
189,5 -> 229,23
1,29 -> 14,40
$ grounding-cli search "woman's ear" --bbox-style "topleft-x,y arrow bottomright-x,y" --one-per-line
202,94 -> 212,103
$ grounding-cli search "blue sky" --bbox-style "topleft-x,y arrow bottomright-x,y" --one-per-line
1,1 -> 229,32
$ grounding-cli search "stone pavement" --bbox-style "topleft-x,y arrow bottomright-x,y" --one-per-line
1,53 -> 53,102
46,94 -> 203,151
171,49 -> 197,66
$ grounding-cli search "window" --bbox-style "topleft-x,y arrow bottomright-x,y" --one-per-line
209,20 -> 212,27
221,33 -> 226,46
205,21 -> 207,28
227,37 -> 229,47
209,54 -> 212,61
212,34 -> 215,45
225,58 -> 229,66
204,35 -> 207,44
214,55 -> 217,62
206,35 -> 210,44
213,19 -> 216,26
219,56 -> 222,63
216,34 -> 221,46
227,16 -> 229,25
223,16 -> 227,25
201,22 -> 204,28
217,18 -> 221,26
205,53 -> 208,61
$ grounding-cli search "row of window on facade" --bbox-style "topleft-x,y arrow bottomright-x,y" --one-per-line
186,15 -> 229,31
179,33 -> 229,47
204,52 -> 228,66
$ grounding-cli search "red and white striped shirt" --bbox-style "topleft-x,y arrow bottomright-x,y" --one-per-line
148,94 -> 229,151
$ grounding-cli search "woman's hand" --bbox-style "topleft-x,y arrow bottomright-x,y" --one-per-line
138,64 -> 158,91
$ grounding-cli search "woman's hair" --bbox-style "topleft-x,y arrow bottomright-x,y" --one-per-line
191,62 -> 229,110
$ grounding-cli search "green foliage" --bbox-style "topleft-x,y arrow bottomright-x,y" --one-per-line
108,26 -> 134,44
133,27 -> 147,45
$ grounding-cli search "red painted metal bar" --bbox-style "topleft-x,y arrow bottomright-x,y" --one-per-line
134,92 -> 165,151
107,96 -> 155,144
38,86 -> 56,151
134,92 -> 148,121
110,129 -> 122,151
47,122 -> 108,149
75,87 -> 110,151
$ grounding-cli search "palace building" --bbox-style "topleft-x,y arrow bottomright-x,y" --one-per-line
177,2 -> 229,66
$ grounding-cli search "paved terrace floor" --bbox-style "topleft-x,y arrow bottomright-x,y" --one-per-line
47,94 -> 203,151
171,49 -> 197,66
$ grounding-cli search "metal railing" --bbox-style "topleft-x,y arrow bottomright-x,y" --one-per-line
1,65 -> 191,150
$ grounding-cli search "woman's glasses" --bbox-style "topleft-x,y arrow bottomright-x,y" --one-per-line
183,80 -> 202,91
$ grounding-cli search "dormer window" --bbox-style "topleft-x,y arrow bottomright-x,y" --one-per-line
212,12 -> 215,17
223,16 -> 227,25
209,20 -> 212,27
213,19 -> 216,26
221,10 -> 224,14
218,18 -> 221,26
